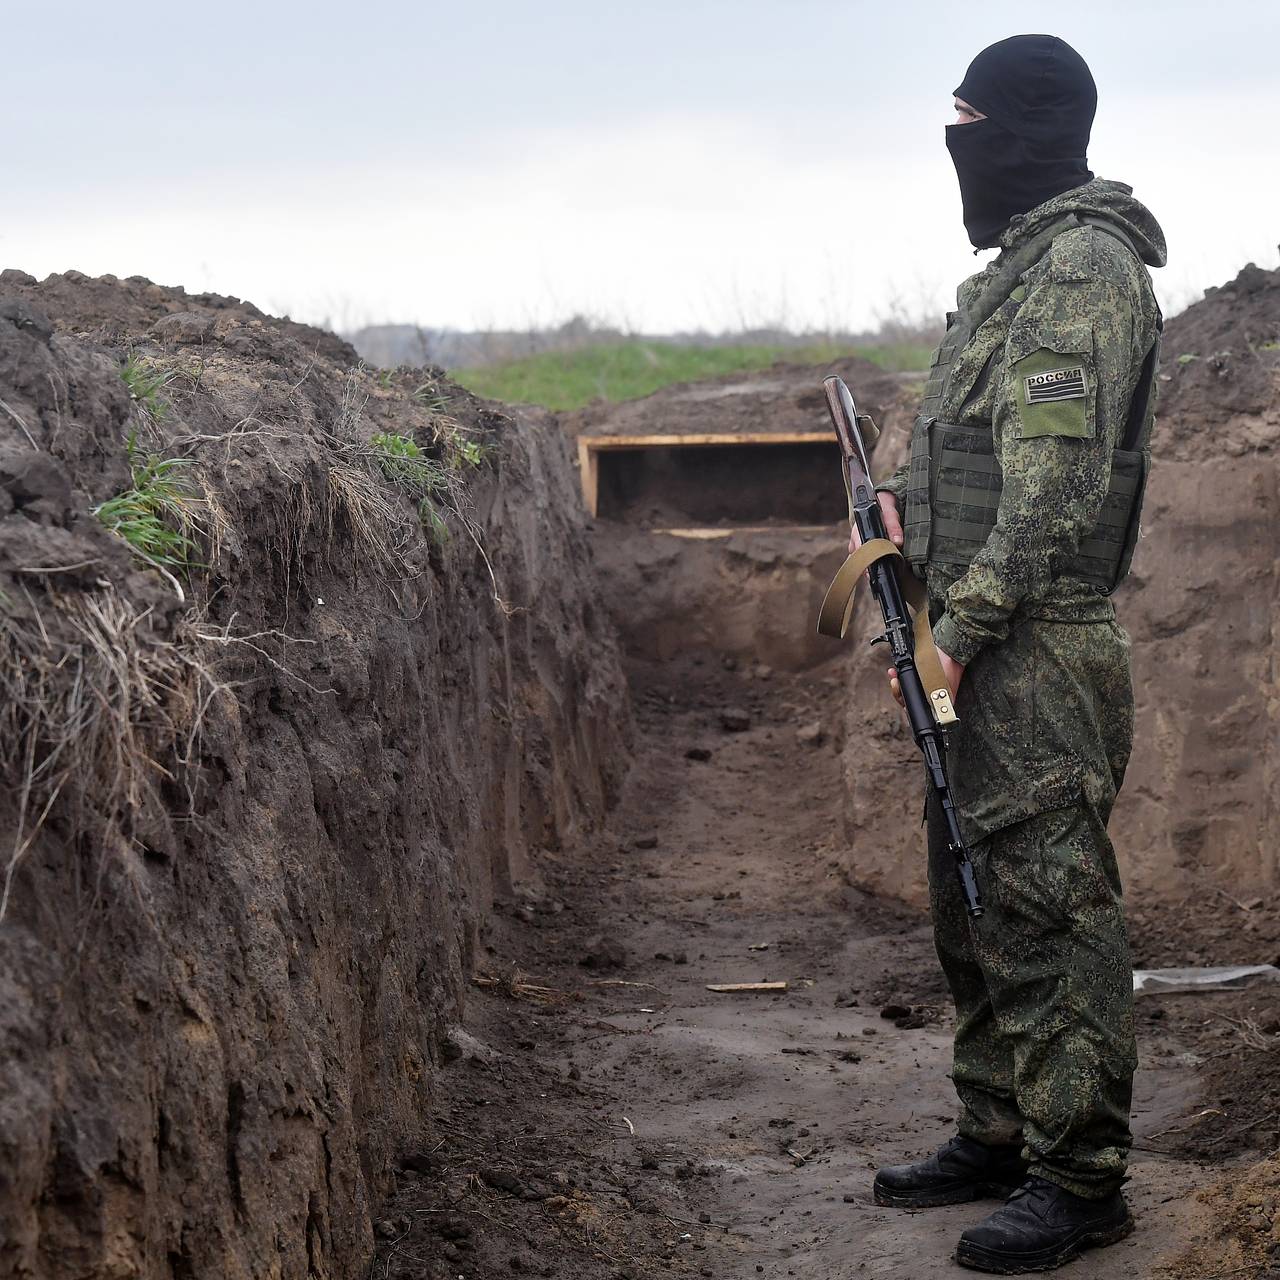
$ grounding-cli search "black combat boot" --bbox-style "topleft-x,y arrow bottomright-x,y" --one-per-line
955,1175 -> 1133,1273
873,1136 -> 1029,1208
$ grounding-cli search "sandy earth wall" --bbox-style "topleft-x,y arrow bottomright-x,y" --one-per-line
0,274 -> 627,1279
573,357 -> 911,674
836,264 -> 1280,908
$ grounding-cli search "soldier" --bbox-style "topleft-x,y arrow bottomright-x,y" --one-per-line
859,34 -> 1166,1274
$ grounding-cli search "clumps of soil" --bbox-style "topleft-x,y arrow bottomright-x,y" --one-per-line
1156,1155 -> 1280,1278
1137,985 -> 1280,1161
1158,260 -> 1280,451
0,266 -> 354,364
1130,886 -> 1280,972
1130,895 -> 1280,1162
371,988 -> 715,1280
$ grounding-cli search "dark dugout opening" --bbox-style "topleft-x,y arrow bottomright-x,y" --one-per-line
591,439 -> 846,525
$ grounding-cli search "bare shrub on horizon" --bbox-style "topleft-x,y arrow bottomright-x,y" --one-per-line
347,304 -> 945,372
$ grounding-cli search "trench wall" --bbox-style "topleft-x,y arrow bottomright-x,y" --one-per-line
0,274 -> 628,1279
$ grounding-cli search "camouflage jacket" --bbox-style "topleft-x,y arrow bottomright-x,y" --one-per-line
881,178 -> 1167,665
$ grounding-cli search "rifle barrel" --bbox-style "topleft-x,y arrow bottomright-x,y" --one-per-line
822,376 -> 983,919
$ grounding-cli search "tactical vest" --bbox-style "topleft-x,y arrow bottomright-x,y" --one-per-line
901,214 -> 1161,594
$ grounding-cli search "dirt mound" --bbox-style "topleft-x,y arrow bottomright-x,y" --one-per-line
0,273 -> 627,1278
1155,1155 -> 1280,1278
0,266 -> 355,366
563,355 -> 913,440
1157,261 -> 1280,450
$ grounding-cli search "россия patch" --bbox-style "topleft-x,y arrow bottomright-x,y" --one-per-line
1024,365 -> 1086,403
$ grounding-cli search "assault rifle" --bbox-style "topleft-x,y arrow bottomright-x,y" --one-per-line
816,376 -> 983,918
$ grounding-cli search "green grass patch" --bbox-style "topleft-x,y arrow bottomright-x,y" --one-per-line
368,431 -> 458,544
451,340 -> 933,412
95,432 -> 199,571
370,431 -> 449,493
121,356 -> 177,421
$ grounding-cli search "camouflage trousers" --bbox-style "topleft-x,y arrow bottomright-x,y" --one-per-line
927,613 -> 1138,1199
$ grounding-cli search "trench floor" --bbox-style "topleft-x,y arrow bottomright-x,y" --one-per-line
373,655 -> 1231,1280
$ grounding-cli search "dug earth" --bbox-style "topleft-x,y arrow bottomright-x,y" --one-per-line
0,271 -> 625,1279
2,263 -> 1278,1279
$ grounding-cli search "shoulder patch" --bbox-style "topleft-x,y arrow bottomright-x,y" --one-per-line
1010,347 -> 1095,441
1024,365 -> 1086,404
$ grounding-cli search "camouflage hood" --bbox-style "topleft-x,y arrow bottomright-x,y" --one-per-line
1000,177 -> 1168,268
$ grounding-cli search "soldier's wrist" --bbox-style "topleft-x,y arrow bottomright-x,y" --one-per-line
933,612 -> 986,667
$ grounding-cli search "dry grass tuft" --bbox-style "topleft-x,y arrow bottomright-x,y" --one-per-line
472,968 -> 566,1005
326,462 -> 416,582
0,587 -> 220,916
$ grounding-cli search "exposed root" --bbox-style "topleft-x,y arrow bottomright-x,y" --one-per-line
0,396 -> 38,449
0,588 -> 198,917
190,469 -> 234,573
1217,1014 -> 1276,1052
326,462 -> 415,583
0,583 -> 333,918
472,969 -> 567,1005
193,614 -> 334,696
459,512 -> 518,618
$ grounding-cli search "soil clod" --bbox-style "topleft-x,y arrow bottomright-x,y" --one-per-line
579,935 -> 627,970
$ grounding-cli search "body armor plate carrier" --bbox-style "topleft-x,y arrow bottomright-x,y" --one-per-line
901,215 -> 1161,594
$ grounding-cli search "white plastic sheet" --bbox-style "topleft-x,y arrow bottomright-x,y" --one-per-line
1131,964 -> 1280,995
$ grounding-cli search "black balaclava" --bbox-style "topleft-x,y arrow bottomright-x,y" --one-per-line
946,34 -> 1097,249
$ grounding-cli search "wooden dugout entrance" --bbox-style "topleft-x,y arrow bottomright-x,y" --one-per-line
577,432 -> 845,525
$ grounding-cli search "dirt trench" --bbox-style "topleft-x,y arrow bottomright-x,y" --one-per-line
4,273 -> 1276,1279
370,320 -> 1280,1278
371,492 -> 1270,1279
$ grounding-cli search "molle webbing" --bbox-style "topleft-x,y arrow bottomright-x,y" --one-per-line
903,213 -> 1160,594
923,423 -> 1148,589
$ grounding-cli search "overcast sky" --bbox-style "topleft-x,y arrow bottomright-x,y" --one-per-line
6,0 -> 1277,335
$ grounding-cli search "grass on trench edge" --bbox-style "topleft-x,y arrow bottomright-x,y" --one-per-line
94,430 -> 201,576
367,431 -> 454,545
121,355 -> 178,422
451,339 -> 934,412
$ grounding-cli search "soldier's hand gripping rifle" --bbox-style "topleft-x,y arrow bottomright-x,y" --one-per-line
816,376 -> 983,918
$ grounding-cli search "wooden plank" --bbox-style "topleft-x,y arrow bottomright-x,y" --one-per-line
577,435 -> 600,517
575,431 -> 835,514
581,431 -> 831,450
654,526 -> 833,540
705,981 -> 789,993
